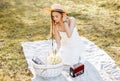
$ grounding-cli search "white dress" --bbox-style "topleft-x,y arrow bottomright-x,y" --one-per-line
21,20 -> 120,81
59,27 -> 86,65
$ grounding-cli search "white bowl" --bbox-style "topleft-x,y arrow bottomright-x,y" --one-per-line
32,60 -> 63,77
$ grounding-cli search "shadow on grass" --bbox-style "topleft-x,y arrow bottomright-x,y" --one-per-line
68,12 -> 91,21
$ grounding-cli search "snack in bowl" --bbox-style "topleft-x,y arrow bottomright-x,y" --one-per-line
47,50 -> 62,65
31,50 -> 63,77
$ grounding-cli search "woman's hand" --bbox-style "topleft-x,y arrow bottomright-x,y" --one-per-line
56,46 -> 60,53
62,13 -> 68,22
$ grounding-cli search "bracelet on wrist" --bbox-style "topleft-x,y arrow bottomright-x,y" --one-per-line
63,20 -> 67,23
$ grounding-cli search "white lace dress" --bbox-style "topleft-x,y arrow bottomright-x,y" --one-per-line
21,24 -> 120,81
58,27 -> 86,65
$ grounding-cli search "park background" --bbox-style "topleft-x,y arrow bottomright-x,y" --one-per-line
0,0 -> 120,81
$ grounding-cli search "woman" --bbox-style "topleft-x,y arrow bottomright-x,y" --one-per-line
45,4 -> 85,65
21,4 -> 119,80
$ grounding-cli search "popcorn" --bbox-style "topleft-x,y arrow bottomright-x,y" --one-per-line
47,50 -> 62,65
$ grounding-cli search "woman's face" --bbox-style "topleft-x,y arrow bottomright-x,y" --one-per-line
52,12 -> 62,23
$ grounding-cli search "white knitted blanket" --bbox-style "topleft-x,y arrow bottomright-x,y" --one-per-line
21,37 -> 120,81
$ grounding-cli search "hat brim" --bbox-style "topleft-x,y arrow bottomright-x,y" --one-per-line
43,8 -> 67,14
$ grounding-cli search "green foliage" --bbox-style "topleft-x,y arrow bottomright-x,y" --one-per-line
0,1 -> 11,10
98,0 -> 120,10
0,0 -> 120,81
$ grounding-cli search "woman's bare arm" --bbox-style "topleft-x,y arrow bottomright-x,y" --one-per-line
54,26 -> 61,51
64,17 -> 76,38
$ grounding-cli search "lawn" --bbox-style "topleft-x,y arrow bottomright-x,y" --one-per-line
0,0 -> 120,81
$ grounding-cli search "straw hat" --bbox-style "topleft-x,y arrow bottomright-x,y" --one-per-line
44,4 -> 67,14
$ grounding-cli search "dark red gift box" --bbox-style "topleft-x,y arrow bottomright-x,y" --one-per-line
70,63 -> 84,77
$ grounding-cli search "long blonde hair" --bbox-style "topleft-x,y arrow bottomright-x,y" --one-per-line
49,11 -> 65,38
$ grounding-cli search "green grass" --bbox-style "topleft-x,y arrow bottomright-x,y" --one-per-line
0,0 -> 120,81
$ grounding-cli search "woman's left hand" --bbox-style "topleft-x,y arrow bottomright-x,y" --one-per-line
62,13 -> 68,22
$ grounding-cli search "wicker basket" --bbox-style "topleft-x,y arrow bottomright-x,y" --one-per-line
31,60 -> 63,77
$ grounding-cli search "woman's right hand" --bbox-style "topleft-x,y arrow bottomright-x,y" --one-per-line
56,46 -> 60,53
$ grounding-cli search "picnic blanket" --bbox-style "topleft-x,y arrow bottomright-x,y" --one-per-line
21,37 -> 120,81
